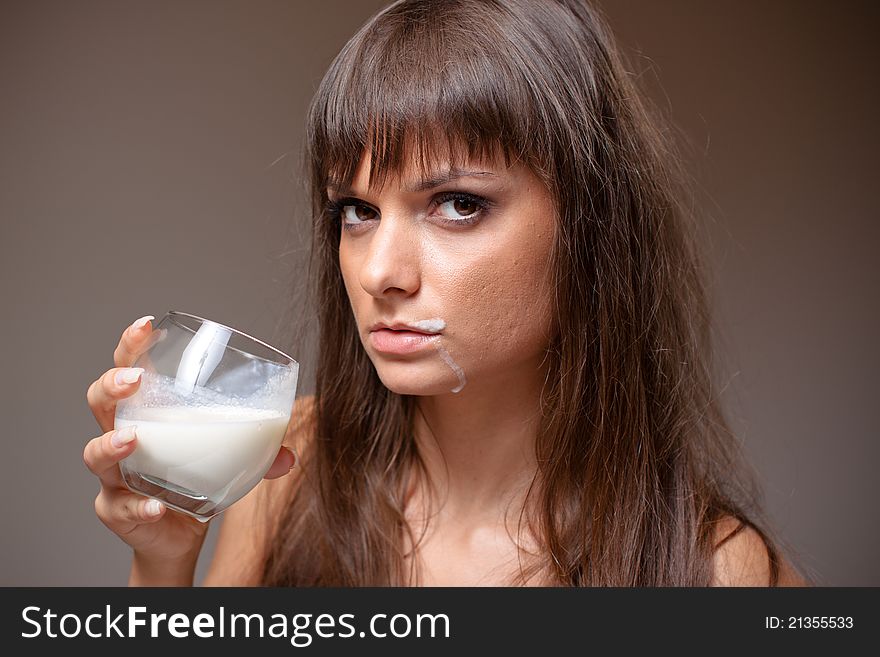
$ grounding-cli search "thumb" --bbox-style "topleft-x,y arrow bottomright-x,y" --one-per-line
263,446 -> 297,479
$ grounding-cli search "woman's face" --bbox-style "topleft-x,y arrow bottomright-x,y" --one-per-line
332,151 -> 557,396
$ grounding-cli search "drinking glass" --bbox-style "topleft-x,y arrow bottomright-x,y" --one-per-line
114,311 -> 299,522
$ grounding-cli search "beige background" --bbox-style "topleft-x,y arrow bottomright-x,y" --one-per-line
0,0 -> 876,585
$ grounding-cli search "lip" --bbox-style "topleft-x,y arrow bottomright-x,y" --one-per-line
368,323 -> 441,355
368,321 -> 443,334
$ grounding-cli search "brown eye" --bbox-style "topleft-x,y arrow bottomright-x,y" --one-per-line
343,204 -> 378,224
437,195 -> 484,222
452,199 -> 477,215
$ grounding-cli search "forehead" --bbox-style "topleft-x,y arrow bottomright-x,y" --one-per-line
322,126 -> 515,192
349,158 -> 502,192
326,142 -> 515,196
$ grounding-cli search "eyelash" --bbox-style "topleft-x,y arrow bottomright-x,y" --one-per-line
324,191 -> 491,232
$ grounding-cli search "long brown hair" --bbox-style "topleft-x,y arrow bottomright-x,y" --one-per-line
263,0 -> 786,585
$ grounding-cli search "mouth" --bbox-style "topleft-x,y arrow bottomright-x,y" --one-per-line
368,319 -> 445,334
368,321 -> 444,355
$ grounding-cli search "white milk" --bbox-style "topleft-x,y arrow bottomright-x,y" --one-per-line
116,405 -> 290,509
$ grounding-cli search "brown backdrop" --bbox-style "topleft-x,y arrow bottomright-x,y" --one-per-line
1,0 -> 876,585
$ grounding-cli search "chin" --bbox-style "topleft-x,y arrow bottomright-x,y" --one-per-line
372,360 -> 461,396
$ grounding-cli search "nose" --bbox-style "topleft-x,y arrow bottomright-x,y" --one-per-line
357,212 -> 421,299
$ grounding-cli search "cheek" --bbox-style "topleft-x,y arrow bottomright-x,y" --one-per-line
442,225 -> 555,368
338,242 -> 360,305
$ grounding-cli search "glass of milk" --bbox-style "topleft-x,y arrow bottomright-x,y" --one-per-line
114,311 -> 299,522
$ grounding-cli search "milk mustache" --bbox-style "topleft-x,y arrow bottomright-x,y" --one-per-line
116,405 -> 290,518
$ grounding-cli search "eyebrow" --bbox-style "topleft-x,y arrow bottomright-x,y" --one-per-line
327,169 -> 498,196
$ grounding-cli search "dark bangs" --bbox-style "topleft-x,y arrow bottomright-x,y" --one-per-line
306,0 -> 557,194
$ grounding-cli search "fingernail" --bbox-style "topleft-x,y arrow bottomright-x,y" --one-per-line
115,367 -> 144,385
111,425 -> 137,448
131,315 -> 154,332
145,499 -> 163,516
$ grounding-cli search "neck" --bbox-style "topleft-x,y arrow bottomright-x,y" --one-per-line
411,355 -> 548,522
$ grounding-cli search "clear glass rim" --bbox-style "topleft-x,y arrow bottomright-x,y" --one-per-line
167,310 -> 297,367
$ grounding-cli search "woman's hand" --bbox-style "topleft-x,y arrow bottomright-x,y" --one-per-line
84,315 -> 296,581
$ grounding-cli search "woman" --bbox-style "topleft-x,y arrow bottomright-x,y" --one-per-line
84,0 -> 805,586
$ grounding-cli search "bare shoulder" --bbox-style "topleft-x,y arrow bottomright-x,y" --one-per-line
202,395 -> 317,586
710,516 -> 807,587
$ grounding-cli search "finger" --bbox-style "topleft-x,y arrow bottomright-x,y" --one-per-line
83,426 -> 138,489
112,315 -> 156,368
263,446 -> 297,479
95,489 -> 165,536
87,366 -> 146,433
